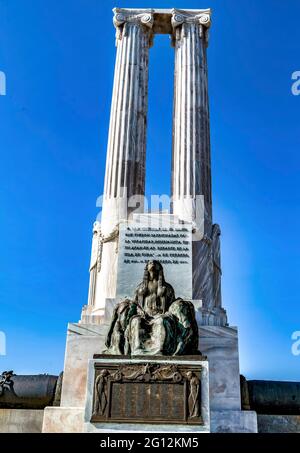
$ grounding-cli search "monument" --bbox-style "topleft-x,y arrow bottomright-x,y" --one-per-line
42,7 -> 258,433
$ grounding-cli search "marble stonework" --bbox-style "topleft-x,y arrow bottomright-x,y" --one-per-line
199,326 -> 241,411
81,8 -> 226,327
44,8 -> 259,434
211,410 -> 258,434
0,409 -> 44,433
42,407 -> 84,433
171,10 -> 212,231
47,319 -> 258,432
59,322 -> 241,413
60,323 -> 109,408
116,215 -> 193,301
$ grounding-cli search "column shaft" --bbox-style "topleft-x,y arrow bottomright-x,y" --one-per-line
172,17 -> 212,233
91,11 -> 153,314
102,17 -> 151,235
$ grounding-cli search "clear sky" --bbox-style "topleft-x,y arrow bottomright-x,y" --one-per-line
0,0 -> 299,380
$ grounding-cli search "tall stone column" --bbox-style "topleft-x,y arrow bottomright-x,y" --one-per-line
101,8 -> 153,235
171,10 -> 226,324
85,9 -> 153,318
171,9 -> 212,233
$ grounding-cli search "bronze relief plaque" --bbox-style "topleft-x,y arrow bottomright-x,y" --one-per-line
91,361 -> 203,425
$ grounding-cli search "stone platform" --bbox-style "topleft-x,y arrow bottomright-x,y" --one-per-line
0,409 -> 44,433
42,322 -> 258,433
60,322 -> 242,411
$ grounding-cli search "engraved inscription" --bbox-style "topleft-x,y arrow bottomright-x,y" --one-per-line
117,223 -> 193,300
122,227 -> 191,265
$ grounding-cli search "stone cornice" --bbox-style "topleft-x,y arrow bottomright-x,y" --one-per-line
111,8 -> 212,46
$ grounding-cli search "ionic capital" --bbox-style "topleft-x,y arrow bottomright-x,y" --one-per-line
113,8 -> 154,43
171,9 -> 211,45
171,9 -> 211,29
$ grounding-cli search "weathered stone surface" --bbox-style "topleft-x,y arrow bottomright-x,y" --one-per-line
116,216 -> 193,301
112,8 -> 211,36
170,9 -> 226,322
0,409 -> 44,433
60,322 -> 243,413
60,323 -> 109,408
42,407 -> 84,433
80,8 -> 228,328
199,326 -> 241,411
53,8 -> 257,435
172,10 -> 211,231
83,9 -> 154,317
45,322 -> 256,433
211,410 -> 257,433
84,422 -> 207,433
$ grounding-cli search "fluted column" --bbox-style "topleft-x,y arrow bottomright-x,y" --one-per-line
90,9 -> 153,316
171,9 -> 212,234
101,8 -> 153,236
171,9 -> 225,317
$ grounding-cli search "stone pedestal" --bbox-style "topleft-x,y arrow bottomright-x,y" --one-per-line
200,326 -> 241,411
60,323 -> 110,408
59,323 -> 243,411
82,212 -> 227,328
84,356 -> 210,433
42,407 -> 84,433
0,409 -> 44,433
211,410 -> 258,433
42,321 -> 257,433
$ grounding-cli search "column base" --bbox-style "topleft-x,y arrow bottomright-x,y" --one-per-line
80,298 -> 117,325
197,306 -> 228,327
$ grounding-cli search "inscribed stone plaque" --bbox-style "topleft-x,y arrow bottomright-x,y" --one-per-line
116,220 -> 192,300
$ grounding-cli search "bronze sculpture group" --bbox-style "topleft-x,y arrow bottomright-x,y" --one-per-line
104,260 -> 199,356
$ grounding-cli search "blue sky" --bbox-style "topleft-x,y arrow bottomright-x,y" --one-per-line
0,0 -> 299,380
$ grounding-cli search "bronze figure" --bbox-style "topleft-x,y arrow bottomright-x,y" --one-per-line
104,260 -> 199,356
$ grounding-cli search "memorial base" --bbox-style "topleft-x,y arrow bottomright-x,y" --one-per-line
42,322 -> 258,433
211,410 -> 258,433
84,356 -> 210,433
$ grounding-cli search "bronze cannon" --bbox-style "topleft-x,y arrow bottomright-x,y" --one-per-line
241,377 -> 300,415
0,371 -> 62,409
